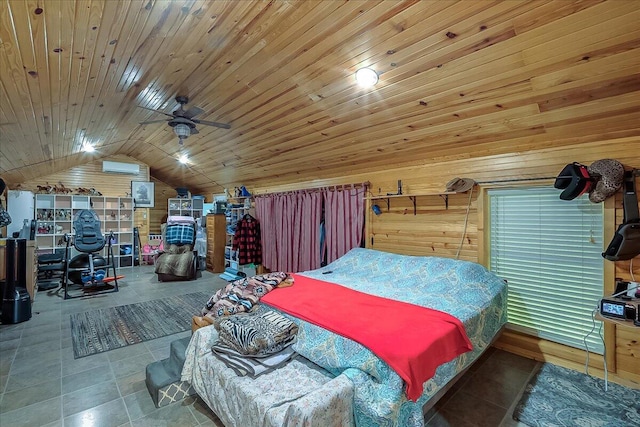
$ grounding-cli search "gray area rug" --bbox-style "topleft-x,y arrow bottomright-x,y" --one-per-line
513,363 -> 640,426
70,292 -> 209,358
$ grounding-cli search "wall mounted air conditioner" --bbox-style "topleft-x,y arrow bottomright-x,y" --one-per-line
102,161 -> 140,175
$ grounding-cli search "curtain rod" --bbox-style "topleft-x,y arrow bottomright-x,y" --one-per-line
475,177 -> 556,185
255,181 -> 370,197
476,168 -> 639,185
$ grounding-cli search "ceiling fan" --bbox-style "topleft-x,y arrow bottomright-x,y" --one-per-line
139,96 -> 230,145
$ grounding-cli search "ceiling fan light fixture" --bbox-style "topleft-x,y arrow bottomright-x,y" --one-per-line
173,123 -> 191,145
355,67 -> 378,88
173,123 -> 191,140
82,143 -> 95,153
178,154 -> 189,164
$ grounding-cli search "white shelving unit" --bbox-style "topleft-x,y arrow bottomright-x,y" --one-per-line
224,197 -> 252,271
35,194 -> 135,268
168,198 -> 204,220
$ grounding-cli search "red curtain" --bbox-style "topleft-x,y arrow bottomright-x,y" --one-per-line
255,191 -> 322,272
255,185 -> 365,272
255,195 -> 277,270
324,186 -> 366,263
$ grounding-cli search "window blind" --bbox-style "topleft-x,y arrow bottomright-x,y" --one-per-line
488,187 -> 604,354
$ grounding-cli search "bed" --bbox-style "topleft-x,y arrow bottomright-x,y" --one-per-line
181,248 -> 508,426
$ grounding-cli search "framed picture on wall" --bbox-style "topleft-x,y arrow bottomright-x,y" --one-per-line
131,181 -> 155,208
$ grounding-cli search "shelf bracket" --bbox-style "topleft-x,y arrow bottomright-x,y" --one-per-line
384,198 -> 390,211
439,194 -> 449,210
408,196 -> 417,215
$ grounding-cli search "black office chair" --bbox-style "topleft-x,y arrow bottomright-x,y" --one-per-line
61,209 -> 119,299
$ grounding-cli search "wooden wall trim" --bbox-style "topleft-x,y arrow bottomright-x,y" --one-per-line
602,196 -> 617,372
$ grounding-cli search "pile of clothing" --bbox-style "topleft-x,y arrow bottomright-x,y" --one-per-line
211,305 -> 299,377
201,271 -> 293,318
190,271 -> 299,377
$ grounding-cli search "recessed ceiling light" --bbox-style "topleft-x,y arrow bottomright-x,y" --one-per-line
82,144 -> 95,153
178,154 -> 189,164
355,67 -> 379,88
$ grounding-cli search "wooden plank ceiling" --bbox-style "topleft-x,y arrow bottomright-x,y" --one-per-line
1,0 -> 638,194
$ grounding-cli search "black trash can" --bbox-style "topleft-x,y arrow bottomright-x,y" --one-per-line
1,239 -> 32,324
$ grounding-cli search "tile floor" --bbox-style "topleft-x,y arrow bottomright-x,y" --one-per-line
1,265 -> 538,427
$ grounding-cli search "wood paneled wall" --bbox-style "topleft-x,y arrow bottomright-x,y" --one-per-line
134,208 -> 149,243
251,138 -> 640,387
17,155 -> 149,198
367,192 -> 478,262
148,177 -> 177,234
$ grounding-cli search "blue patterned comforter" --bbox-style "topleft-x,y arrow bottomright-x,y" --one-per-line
282,248 -> 508,426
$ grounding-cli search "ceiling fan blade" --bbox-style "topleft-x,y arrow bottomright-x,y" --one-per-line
139,119 -> 170,125
170,116 -> 194,125
190,127 -> 200,135
137,105 -> 174,117
183,106 -> 204,118
193,119 -> 231,129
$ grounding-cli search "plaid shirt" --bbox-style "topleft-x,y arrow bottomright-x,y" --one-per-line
232,215 -> 262,265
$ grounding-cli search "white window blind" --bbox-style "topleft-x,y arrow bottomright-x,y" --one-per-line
488,187 -> 604,354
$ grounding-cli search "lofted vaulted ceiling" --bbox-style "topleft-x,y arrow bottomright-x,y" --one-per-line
1,0 -> 639,194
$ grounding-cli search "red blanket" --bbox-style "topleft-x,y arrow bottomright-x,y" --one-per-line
261,274 -> 473,401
